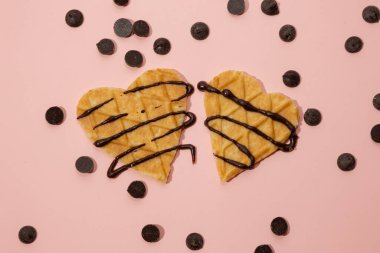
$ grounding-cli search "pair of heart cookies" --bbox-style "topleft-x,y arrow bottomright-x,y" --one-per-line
77,69 -> 300,183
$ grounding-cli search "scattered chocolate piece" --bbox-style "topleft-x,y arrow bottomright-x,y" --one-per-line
362,6 -> 380,23
65,9 -> 84,27
96,39 -> 115,55
337,153 -> 356,171
279,25 -> 296,42
371,124 -> 380,143
75,156 -> 95,173
186,233 -> 204,250
261,0 -> 279,16
254,244 -> 273,253
133,20 -> 150,37
271,217 -> 288,236
45,106 -> 64,125
345,36 -> 363,53
125,50 -> 144,67
153,38 -> 171,55
142,224 -> 160,242
373,93 -> 380,110
127,181 -> 146,198
227,0 -> 245,16
282,70 -> 300,87
18,226 -> 37,244
304,108 -> 322,126
191,22 -> 210,40
114,18 -> 133,38
114,0 -> 129,6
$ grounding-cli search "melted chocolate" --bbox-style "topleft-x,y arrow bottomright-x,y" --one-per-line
107,144 -> 196,178
77,98 -> 114,119
197,81 -> 298,170
93,113 -> 128,129
124,81 -> 194,101
94,111 -> 196,147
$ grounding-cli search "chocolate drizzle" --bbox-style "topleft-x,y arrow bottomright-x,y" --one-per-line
77,80 -> 196,178
107,144 -> 196,178
197,81 -> 298,170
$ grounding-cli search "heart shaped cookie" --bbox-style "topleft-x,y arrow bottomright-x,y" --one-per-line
198,71 -> 300,182
76,69 -> 196,182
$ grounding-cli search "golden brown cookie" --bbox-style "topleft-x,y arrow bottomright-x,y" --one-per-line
199,71 -> 299,182
77,69 -> 195,182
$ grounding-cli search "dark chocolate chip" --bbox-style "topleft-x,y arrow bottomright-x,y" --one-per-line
45,106 -> 64,125
18,226 -> 37,244
96,39 -> 115,55
279,25 -> 296,42
186,233 -> 204,250
371,124 -> 380,143
125,50 -> 144,67
227,0 -> 245,16
345,36 -> 363,53
127,181 -> 146,198
75,156 -> 95,173
114,0 -> 129,6
254,244 -> 273,253
282,70 -> 300,87
65,9 -> 84,27
142,224 -> 160,242
362,6 -> 380,23
304,108 -> 321,126
133,20 -> 150,37
261,0 -> 279,16
271,217 -> 288,236
153,38 -> 171,55
337,153 -> 356,171
114,18 -> 133,38
373,93 -> 380,110
191,22 -> 210,40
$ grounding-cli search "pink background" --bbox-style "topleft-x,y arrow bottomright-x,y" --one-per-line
1,0 -> 380,252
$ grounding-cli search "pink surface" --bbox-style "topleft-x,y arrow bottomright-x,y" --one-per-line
1,0 -> 380,252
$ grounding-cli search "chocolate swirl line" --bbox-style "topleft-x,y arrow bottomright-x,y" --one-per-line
93,113 -> 129,129
94,111 -> 196,147
77,80 -> 194,120
107,144 -> 196,178
197,81 -> 298,170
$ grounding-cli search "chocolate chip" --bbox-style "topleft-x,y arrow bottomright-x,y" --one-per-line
227,0 -> 245,16
362,6 -> 380,23
96,39 -> 115,55
373,93 -> 380,110
75,156 -> 95,173
279,25 -> 296,42
345,36 -> 363,53
304,108 -> 321,126
282,70 -> 300,87
125,50 -> 144,67
191,22 -> 210,40
337,153 -> 356,171
65,9 -> 84,27
133,20 -> 150,37
261,0 -> 279,16
127,181 -> 146,198
371,124 -> 380,143
254,244 -> 273,253
186,233 -> 204,250
271,217 -> 288,235
114,18 -> 133,38
141,224 -> 160,242
153,38 -> 171,55
114,0 -> 129,6
45,106 -> 64,125
18,226 -> 37,244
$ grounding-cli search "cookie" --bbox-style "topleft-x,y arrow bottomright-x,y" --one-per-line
186,233 -> 204,250
304,108 -> 321,126
279,25 -> 296,42
96,39 -> 115,55
282,70 -> 301,87
127,180 -> 146,198
77,69 -> 196,182
75,156 -> 95,173
337,153 -> 356,171
362,6 -> 380,23
114,18 -> 133,38
153,38 -> 171,55
18,226 -> 37,244
345,36 -> 363,53
261,0 -> 279,16
198,71 -> 299,181
133,20 -> 150,37
45,106 -> 64,125
271,217 -> 288,235
227,0 -> 246,16
65,9 -> 84,27
141,224 -> 160,242
124,50 -> 144,67
191,22 -> 210,40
